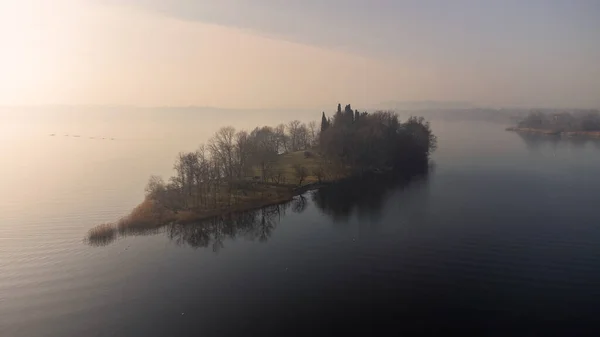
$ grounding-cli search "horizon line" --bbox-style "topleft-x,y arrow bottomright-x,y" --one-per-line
1,103 -> 599,111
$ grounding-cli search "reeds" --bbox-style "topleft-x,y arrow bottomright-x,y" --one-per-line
86,223 -> 117,246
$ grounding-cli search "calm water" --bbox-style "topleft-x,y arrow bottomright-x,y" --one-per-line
1,109 -> 600,336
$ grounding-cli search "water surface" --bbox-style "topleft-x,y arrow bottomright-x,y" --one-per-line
1,109 -> 600,336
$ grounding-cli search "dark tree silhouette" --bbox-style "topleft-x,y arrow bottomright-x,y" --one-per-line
344,104 -> 354,124
321,112 -> 330,133
320,104 -> 436,173
312,166 -> 429,223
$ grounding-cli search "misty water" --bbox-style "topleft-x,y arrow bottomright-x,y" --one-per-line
1,109 -> 600,336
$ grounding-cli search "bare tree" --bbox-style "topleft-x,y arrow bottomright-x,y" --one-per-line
274,124 -> 289,154
235,130 -> 252,178
298,123 -> 310,150
308,121 -> 318,147
172,152 -> 200,207
145,175 -> 166,198
209,126 -> 236,180
144,175 -> 185,213
293,164 -> 309,186
287,120 -> 302,151
194,145 -> 211,207
269,167 -> 286,184
312,165 -> 325,183
209,159 -> 221,206
250,126 -> 279,181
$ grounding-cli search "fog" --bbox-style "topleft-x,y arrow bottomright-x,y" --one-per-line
1,0 -> 599,108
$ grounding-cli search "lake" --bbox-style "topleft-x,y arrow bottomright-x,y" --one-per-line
1,108 -> 600,336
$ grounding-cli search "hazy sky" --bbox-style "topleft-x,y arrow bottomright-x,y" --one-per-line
1,0 -> 599,108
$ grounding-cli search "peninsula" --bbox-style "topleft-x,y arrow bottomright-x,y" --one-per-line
87,104 -> 437,243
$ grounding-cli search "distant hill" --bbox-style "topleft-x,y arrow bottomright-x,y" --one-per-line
372,101 -> 477,111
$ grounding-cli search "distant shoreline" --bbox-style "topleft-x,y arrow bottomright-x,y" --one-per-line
506,127 -> 600,138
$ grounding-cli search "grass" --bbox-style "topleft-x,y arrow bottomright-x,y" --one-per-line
274,150 -> 322,184
117,199 -> 169,233
250,150 -> 334,185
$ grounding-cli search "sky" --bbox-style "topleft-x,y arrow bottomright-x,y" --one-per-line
0,0 -> 599,109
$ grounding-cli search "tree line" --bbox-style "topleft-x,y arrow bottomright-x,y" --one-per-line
518,110 -> 600,132
319,104 -> 437,172
145,104 -> 437,214
146,120 -> 319,211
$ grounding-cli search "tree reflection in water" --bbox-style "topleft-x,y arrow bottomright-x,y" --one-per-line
166,201 -> 295,251
517,132 -> 600,153
87,165 -> 430,249
164,167 -> 429,249
311,163 -> 431,223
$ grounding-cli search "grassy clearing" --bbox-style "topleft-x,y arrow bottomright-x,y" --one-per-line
274,150 -> 322,184
249,150 -> 330,185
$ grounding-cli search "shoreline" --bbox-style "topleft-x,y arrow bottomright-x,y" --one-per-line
86,165 -> 429,246
87,179 -> 336,244
171,181 -> 329,225
169,170 -> 414,225
115,180 -> 335,232
506,127 -> 600,138
172,181 -> 330,225
122,169 -> 407,229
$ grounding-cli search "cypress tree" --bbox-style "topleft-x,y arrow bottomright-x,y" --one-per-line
344,104 -> 354,125
344,104 -> 353,114
321,112 -> 329,132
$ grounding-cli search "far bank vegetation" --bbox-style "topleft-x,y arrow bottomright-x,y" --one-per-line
507,109 -> 600,137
